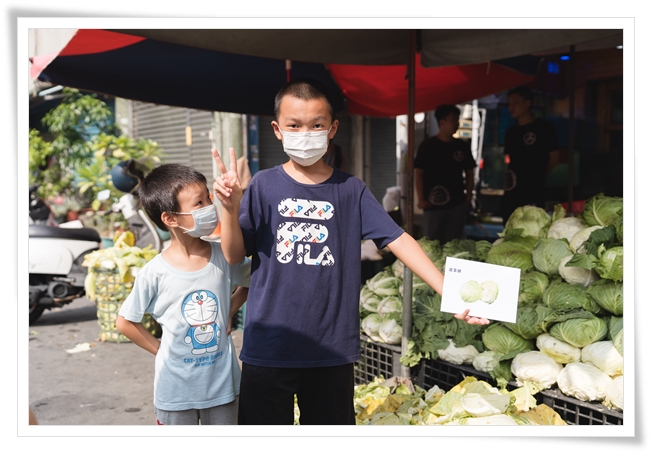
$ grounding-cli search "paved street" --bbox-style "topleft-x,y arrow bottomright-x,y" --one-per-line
28,295 -> 243,426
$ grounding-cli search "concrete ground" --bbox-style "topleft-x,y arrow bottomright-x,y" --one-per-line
27,295 -> 243,426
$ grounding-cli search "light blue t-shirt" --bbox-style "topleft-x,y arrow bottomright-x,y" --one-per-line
119,241 -> 251,411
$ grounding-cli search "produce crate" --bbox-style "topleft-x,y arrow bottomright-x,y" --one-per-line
91,268 -> 162,343
418,358 -> 623,426
417,358 -> 506,392
355,335 -> 403,385
537,389 -> 623,426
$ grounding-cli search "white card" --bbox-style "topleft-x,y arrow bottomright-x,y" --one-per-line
440,257 -> 521,323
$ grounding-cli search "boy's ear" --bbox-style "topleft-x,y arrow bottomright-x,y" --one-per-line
271,121 -> 283,141
160,211 -> 178,229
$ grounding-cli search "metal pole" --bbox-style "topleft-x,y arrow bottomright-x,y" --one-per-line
400,29 -> 417,379
567,45 -> 575,214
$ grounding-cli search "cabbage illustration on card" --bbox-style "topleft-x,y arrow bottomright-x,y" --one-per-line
440,257 -> 521,323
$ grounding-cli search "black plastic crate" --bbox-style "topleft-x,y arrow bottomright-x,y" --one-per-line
417,358 -> 506,392
355,335 -> 403,385
537,389 -> 623,426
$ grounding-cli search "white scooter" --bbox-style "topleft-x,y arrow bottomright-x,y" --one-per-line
28,218 -> 101,324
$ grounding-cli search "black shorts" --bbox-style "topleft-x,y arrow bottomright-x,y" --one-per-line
238,362 -> 356,425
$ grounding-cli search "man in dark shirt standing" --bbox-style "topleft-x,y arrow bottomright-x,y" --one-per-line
501,85 -> 560,224
415,104 -> 476,244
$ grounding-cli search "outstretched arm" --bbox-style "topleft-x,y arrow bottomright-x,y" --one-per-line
212,148 -> 246,265
386,232 -> 489,325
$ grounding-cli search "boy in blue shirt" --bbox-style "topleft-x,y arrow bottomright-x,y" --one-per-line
116,163 -> 251,425
212,78 -> 488,425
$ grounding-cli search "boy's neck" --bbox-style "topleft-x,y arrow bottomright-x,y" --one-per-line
161,235 -> 213,272
282,159 -> 333,185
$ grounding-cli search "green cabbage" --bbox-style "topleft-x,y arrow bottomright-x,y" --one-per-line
502,303 -> 555,340
569,225 -> 605,253
594,245 -> 623,282
459,280 -> 482,303
586,279 -> 623,315
486,240 -> 535,272
518,271 -> 550,304
536,333 -> 581,364
548,316 -> 608,348
579,193 -> 623,228
542,280 -> 601,314
504,205 -> 552,238
481,324 -> 533,360
532,238 -> 574,276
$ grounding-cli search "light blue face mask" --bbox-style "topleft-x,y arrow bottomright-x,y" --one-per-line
173,204 -> 219,238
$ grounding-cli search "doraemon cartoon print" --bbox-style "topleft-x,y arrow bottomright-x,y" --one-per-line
182,290 -> 221,355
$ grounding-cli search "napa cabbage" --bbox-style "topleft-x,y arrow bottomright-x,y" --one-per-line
556,362 -> 612,402
511,350 -> 564,390
536,333 -> 581,364
581,340 -> 623,377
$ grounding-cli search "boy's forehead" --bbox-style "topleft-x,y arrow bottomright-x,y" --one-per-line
278,95 -> 332,121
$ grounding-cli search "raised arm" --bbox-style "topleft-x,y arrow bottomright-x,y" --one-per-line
386,232 -> 489,325
212,148 -> 246,264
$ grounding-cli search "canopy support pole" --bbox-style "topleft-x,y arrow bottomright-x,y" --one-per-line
400,29 -> 417,379
567,45 -> 575,214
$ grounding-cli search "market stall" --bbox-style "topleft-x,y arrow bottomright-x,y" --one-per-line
357,193 -> 624,425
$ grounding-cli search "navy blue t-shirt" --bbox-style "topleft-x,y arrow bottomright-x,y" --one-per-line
238,165 -> 404,368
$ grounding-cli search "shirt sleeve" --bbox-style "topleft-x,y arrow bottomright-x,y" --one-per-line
118,266 -> 157,322
360,184 -> 404,250
231,256 -> 251,289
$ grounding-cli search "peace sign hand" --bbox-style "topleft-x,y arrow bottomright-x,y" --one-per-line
211,148 -> 242,211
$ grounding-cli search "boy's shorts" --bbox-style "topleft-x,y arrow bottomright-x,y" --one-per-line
154,396 -> 238,425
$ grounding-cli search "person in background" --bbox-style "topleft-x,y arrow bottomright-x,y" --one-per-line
414,104 -> 476,244
501,85 -> 560,224
116,163 -> 250,425
211,78 -> 488,426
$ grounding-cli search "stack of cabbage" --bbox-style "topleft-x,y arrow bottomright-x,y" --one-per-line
359,193 -> 624,412
351,375 -> 567,425
83,231 -> 162,342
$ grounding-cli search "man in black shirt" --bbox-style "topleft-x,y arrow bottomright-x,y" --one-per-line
501,85 -> 560,224
415,104 -> 476,244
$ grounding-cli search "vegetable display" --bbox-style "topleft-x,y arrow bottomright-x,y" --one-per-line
358,193 -> 624,416
348,375 -> 567,425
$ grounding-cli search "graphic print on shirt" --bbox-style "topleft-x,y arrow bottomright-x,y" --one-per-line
523,132 -> 537,146
181,290 -> 221,355
276,198 -> 335,266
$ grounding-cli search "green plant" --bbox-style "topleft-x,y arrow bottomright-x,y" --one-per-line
29,87 -> 166,212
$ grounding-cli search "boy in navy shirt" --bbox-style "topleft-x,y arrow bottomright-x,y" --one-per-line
212,78 -> 488,425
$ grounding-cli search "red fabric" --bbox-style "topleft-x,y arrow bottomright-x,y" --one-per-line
328,54 -> 534,117
30,29 -> 146,80
59,29 -> 146,56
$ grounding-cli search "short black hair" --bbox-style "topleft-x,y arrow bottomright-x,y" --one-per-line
274,78 -> 336,122
434,104 -> 460,123
508,85 -> 533,103
137,164 -> 208,231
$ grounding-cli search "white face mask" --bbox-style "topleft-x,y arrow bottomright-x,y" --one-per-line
173,204 -> 219,238
277,126 -> 332,166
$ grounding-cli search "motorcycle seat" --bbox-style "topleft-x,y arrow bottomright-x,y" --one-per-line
29,225 -> 101,242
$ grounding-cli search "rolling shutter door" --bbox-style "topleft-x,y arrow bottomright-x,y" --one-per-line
368,117 -> 397,203
131,101 -> 215,181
